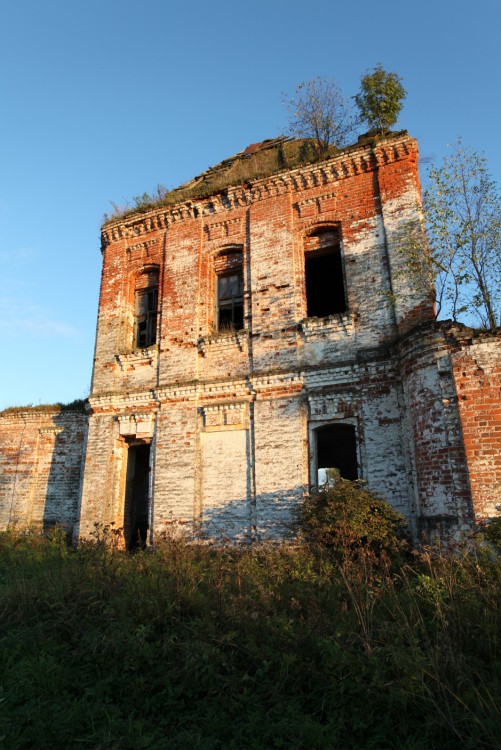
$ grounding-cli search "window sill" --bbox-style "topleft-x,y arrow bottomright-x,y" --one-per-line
197,330 -> 248,354
299,311 -> 354,335
115,346 -> 159,367
199,329 -> 247,345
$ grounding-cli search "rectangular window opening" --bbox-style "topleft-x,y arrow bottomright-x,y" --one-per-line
217,270 -> 244,333
136,286 -> 158,348
305,245 -> 346,318
316,423 -> 358,486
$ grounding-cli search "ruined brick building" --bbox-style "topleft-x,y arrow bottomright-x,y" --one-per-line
1,132 -> 499,545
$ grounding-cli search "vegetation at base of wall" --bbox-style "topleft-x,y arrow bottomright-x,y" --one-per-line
0,524 -> 500,749
296,479 -> 408,560
480,516 -> 501,553
0,399 -> 87,417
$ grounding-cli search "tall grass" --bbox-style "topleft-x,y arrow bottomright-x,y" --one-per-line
0,528 -> 499,749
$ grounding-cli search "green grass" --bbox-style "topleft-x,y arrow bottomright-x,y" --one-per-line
0,528 -> 499,749
0,399 -> 87,416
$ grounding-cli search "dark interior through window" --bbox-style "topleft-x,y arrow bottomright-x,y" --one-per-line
136,286 -> 158,348
218,272 -> 244,331
305,230 -> 346,318
316,423 -> 358,484
215,247 -> 244,333
124,443 -> 150,551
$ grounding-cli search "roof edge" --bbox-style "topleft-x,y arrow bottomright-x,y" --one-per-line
101,130 -> 415,238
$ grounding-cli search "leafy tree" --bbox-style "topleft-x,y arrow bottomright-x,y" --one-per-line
390,141 -> 501,329
355,64 -> 406,131
424,140 -> 501,328
284,77 -> 358,159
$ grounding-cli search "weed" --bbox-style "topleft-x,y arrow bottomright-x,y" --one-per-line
0,529 -> 499,748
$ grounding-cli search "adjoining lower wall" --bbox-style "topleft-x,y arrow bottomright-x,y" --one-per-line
449,328 -> 501,519
0,406 -> 87,532
399,325 -> 475,536
398,323 -> 501,535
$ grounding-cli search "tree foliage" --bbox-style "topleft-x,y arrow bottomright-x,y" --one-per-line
390,141 -> 501,329
423,140 -> 501,328
296,478 -> 407,559
355,64 -> 406,131
284,77 -> 358,159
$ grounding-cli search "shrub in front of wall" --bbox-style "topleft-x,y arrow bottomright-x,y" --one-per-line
296,478 -> 408,560
479,515 -> 501,553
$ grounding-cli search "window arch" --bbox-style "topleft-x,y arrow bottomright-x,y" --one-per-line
134,266 -> 159,348
304,226 -> 346,318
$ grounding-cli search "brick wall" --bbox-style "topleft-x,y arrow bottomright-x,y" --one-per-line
2,132 -> 499,542
78,132 -> 476,543
399,325 -> 474,535
449,328 -> 501,519
92,133 -> 433,403
0,408 -> 86,532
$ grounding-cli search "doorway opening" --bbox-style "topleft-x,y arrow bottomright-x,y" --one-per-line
316,423 -> 358,486
123,442 -> 151,551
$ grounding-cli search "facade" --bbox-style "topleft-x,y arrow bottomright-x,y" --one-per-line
1,132 -> 499,545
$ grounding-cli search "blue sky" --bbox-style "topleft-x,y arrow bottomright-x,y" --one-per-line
1,0 -> 500,410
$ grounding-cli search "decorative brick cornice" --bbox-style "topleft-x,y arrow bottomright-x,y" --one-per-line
101,133 -> 417,249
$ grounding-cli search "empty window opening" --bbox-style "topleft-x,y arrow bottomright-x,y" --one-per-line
305,230 -> 346,318
316,423 -> 358,486
215,248 -> 244,332
123,443 -> 151,551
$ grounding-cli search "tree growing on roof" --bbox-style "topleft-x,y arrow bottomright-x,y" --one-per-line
355,64 -> 406,132
284,77 -> 358,160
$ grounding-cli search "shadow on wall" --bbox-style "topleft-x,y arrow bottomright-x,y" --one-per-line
41,412 -> 86,532
154,486 -> 305,544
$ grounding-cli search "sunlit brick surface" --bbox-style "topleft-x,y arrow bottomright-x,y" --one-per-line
1,133 -> 499,541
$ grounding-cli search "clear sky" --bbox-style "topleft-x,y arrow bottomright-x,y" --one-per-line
1,0 -> 500,410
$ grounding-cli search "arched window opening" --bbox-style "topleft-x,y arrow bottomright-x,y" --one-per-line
135,267 -> 159,348
316,423 -> 357,486
214,247 -> 244,333
304,228 -> 346,318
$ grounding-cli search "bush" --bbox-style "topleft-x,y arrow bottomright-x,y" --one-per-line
296,478 -> 407,559
480,515 -> 501,553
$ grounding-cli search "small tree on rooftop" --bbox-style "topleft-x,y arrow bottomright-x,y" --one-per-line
355,64 -> 406,132
284,77 -> 358,160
